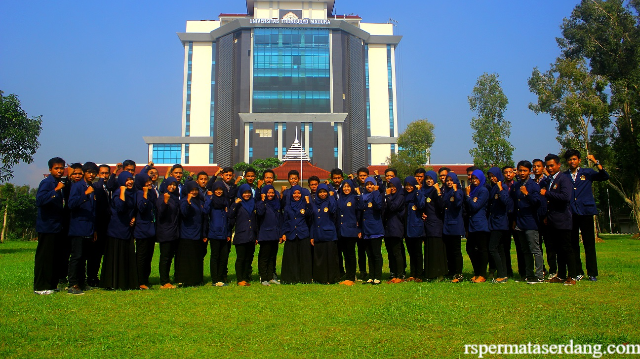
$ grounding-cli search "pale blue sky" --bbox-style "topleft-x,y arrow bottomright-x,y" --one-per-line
0,0 -> 580,187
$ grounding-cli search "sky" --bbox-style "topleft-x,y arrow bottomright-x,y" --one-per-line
0,0 -> 581,188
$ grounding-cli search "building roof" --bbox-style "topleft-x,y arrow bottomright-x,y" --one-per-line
246,0 -> 335,16
273,161 -> 330,180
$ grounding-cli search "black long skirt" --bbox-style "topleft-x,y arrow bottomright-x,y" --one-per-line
100,237 -> 139,290
281,237 -> 313,284
175,238 -> 205,287
313,241 -> 340,284
424,236 -> 448,279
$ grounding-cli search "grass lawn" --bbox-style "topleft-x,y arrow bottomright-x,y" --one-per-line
1,235 -> 639,358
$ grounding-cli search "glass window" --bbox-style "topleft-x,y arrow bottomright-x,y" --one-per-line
152,144 -> 182,164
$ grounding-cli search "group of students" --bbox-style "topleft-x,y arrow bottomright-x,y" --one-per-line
32,148 -> 607,295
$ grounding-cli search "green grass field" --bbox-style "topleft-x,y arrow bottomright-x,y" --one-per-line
1,235 -> 639,358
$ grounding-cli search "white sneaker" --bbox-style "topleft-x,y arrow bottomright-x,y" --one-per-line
261,281 -> 270,286
575,274 -> 584,281
268,279 -> 280,285
34,290 -> 54,295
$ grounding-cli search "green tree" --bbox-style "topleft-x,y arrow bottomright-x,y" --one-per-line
234,157 -> 283,182
468,73 -> 514,171
0,183 -> 37,242
0,91 -> 43,182
387,119 -> 435,179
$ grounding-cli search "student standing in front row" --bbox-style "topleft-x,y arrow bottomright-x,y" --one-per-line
134,173 -> 156,290
486,167 -> 511,283
281,186 -> 313,284
383,177 -> 405,283
423,171 -> 447,281
229,184 -> 257,286
86,164 -> 111,288
357,177 -> 384,285
403,176 -> 426,282
465,170 -> 490,283
101,171 -> 139,290
311,184 -> 340,284
205,181 -> 232,287
257,185 -> 282,286
442,173 -> 465,283
175,181 -> 206,287
156,177 -> 180,289
336,179 -> 361,286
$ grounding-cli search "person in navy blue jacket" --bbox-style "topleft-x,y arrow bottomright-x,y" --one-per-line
207,166 -> 240,206
175,181 -> 206,287
356,177 -> 385,285
133,173 -> 157,290
540,154 -> 576,285
423,171 -> 447,281
465,169 -> 490,283
383,177 -> 405,283
336,179 -> 361,285
564,149 -> 609,281
280,185 -> 313,284
204,181 -> 232,287
100,171 -> 139,290
403,176 -> 426,282
85,164 -> 111,288
256,185 -> 282,286
511,161 -> 544,284
532,158 -> 555,279
310,184 -> 340,284
486,167 -> 512,283
156,177 -> 180,289
66,162 -> 99,295
442,173 -> 465,283
229,184 -> 258,286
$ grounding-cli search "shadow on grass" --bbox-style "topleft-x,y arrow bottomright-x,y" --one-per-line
0,247 -> 35,254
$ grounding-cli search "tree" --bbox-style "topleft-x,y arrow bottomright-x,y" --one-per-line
538,0 -> 640,231
0,183 -> 37,242
0,91 -> 43,182
234,157 -> 283,180
387,119 -> 435,179
468,73 -> 514,170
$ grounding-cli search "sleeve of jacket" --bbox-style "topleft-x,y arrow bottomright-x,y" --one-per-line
466,188 -> 489,213
106,173 -> 118,192
36,179 -> 62,208
371,191 -> 384,210
68,182 -> 87,210
136,190 -> 150,214
545,176 -> 571,204
588,168 -> 610,182
526,182 -> 541,207
179,198 -> 195,218
499,186 -> 513,213
256,199 -> 267,216
327,196 -> 337,215
386,193 -> 404,212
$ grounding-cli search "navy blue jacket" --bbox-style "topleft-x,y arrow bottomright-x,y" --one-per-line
229,202 -> 257,244
207,177 -> 238,206
156,195 -> 179,242
179,197 -> 205,240
68,179 -> 96,237
107,189 -> 136,240
405,190 -> 426,238
337,195 -> 362,238
565,167 -> 609,216
465,186 -> 490,233
443,188 -> 465,236
280,187 -> 311,209
358,191 -> 385,239
311,196 -> 338,242
488,183 -> 512,231
35,175 -> 65,234
423,186 -> 444,238
256,200 -> 282,242
383,192 -> 405,239
92,178 -> 111,234
510,179 -> 541,231
541,172 -> 573,230
134,189 -> 156,239
282,200 -> 312,240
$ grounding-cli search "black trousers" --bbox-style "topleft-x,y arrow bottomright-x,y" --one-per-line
365,237 -> 383,281
34,232 -> 64,291
337,238 -> 345,277
405,236 -> 424,279
549,228 -> 576,279
488,230 -> 509,278
68,236 -> 91,287
58,235 -> 71,284
356,238 -> 368,278
466,231 -> 489,277
136,237 -> 156,286
235,242 -> 255,283
209,239 -> 231,283
443,235 -> 463,276
384,237 -> 406,279
86,231 -> 107,284
158,241 -> 177,285
258,240 -> 278,282
339,237 -> 358,281
572,214 -> 598,277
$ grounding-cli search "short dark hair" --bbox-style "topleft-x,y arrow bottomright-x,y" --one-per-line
438,167 -> 450,174
564,149 -> 581,160
244,167 -> 257,175
99,164 -> 111,172
414,168 -> 426,175
48,157 -> 65,169
545,153 -> 561,164
171,164 -> 183,171
123,159 -> 136,168
69,163 -> 83,171
517,160 -> 532,170
330,168 -> 344,177
82,162 -> 99,173
222,167 -> 234,174
196,171 -> 208,179
288,170 -> 300,179
501,165 -> 515,172
466,166 -> 480,173
357,167 -> 369,175
308,176 -> 320,185
263,169 -> 275,179
384,168 -> 397,176
532,158 -> 544,165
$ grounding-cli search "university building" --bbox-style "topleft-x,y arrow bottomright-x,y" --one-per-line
143,0 -> 402,173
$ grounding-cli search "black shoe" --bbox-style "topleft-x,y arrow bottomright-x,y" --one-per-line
87,278 -> 100,287
526,278 -> 544,284
67,285 -> 84,295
